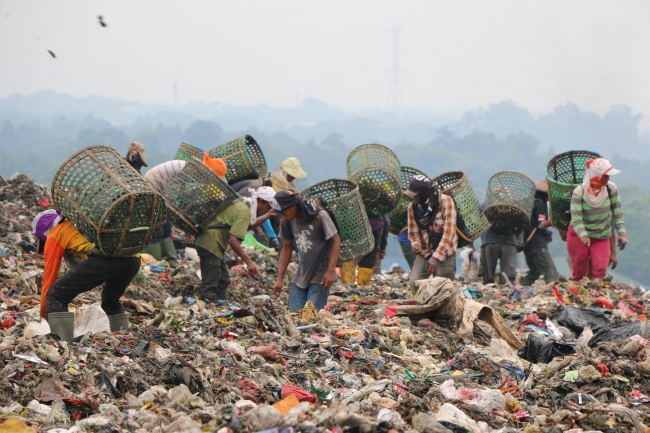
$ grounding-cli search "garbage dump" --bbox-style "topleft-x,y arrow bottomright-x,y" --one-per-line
3,172 -> 650,433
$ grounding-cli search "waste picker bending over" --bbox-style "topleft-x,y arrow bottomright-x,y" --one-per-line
39,216 -> 140,344
568,158 -> 627,281
405,175 -> 458,292
269,157 -> 307,193
273,191 -> 341,312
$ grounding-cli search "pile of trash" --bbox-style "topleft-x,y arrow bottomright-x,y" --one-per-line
2,173 -> 650,433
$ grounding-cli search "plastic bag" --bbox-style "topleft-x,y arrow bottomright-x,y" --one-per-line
588,321 -> 650,347
552,305 -> 612,336
246,345 -> 288,367
74,302 -> 110,337
517,334 -> 576,364
280,384 -> 318,405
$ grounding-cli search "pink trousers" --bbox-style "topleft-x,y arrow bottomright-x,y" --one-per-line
567,226 -> 610,281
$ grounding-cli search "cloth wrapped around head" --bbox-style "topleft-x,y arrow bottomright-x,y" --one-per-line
404,175 -> 440,230
242,186 -> 280,225
32,209 -> 64,241
581,158 -> 620,207
275,190 -> 320,222
203,153 -> 227,179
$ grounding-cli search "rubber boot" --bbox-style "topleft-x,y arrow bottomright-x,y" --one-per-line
142,242 -> 162,260
357,267 -> 374,287
108,313 -> 130,332
159,237 -> 179,268
47,312 -> 74,344
340,261 -> 356,284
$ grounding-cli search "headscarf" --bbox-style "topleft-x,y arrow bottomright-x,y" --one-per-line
32,209 -> 64,240
275,190 -> 320,222
203,153 -> 228,179
580,158 -> 620,207
126,151 -> 145,173
242,186 -> 279,225
406,176 -> 440,230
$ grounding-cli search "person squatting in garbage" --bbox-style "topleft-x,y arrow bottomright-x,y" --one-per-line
568,158 -> 627,281
124,141 -> 148,174
405,175 -> 458,292
142,153 -> 228,268
273,190 -> 341,312
38,214 -> 140,344
193,189 -> 269,304
340,213 -> 389,287
519,180 -> 561,286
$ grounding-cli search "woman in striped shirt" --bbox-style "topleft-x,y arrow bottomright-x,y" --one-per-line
568,158 -> 627,281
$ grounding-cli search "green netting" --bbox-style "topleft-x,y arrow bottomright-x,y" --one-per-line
346,143 -> 401,216
162,157 -> 238,235
52,145 -> 167,256
431,171 -> 489,241
301,179 -> 374,263
545,150 -> 601,231
389,166 -> 429,235
208,135 -> 267,184
174,141 -> 205,161
484,171 -> 535,235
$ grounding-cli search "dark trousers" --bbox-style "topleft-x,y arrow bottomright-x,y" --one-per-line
46,255 -> 140,315
196,245 -> 231,302
480,243 -> 518,285
358,226 -> 384,268
152,219 -> 173,244
400,243 -> 416,269
520,248 -> 560,286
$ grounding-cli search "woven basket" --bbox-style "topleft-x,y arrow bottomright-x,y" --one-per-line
389,166 -> 429,235
484,171 -> 535,235
346,143 -> 401,216
52,145 -> 167,256
174,141 -> 204,161
301,179 -> 374,263
162,157 -> 238,235
431,171 -> 489,241
208,135 -> 267,184
545,150 -> 601,231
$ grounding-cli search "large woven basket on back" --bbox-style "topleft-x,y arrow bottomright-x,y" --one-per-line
208,135 -> 267,184
346,143 -> 401,216
162,157 -> 238,235
174,141 -> 204,161
389,166 -> 429,235
484,171 -> 535,235
431,171 -> 489,241
301,179 -> 374,263
545,150 -> 601,231
52,145 -> 167,256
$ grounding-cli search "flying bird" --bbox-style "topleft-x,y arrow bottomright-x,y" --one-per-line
98,15 -> 107,27
48,50 -> 56,58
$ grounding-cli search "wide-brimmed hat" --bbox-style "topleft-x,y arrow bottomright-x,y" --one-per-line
281,157 -> 307,179
128,142 -> 148,167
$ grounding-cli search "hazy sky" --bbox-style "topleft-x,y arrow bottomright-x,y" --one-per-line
1,0 -> 650,116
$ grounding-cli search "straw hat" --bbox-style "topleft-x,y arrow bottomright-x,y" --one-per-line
535,179 -> 548,193
281,157 -> 307,178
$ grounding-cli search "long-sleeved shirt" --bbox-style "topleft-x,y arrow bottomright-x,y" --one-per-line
407,193 -> 458,261
144,160 -> 187,193
41,220 -> 94,319
570,183 -> 625,240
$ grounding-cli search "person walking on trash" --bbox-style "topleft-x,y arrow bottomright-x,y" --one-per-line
405,175 -> 458,292
272,190 -> 341,312
568,158 -> 627,281
38,215 -> 141,344
340,213 -> 389,287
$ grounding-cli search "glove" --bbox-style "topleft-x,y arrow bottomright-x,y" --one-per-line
269,237 -> 281,252
618,234 -> 627,251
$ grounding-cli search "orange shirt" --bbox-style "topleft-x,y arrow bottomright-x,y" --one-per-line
41,221 -> 93,319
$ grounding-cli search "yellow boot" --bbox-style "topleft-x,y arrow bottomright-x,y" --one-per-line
357,267 -> 374,287
340,261 -> 356,284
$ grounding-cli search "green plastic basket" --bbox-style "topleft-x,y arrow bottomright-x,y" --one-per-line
162,157 -> 238,235
208,135 -> 267,184
301,179 -> 374,263
389,166 -> 429,235
52,145 -> 167,256
484,171 -> 535,235
346,143 -> 402,216
545,150 -> 601,231
431,171 -> 489,241
174,141 -> 204,161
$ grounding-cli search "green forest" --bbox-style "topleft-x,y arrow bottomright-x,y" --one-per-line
1,92 -> 649,285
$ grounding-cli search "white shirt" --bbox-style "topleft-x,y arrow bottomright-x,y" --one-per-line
144,160 -> 186,193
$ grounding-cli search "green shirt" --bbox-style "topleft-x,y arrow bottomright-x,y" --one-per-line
195,201 -> 251,258
570,184 -> 625,240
